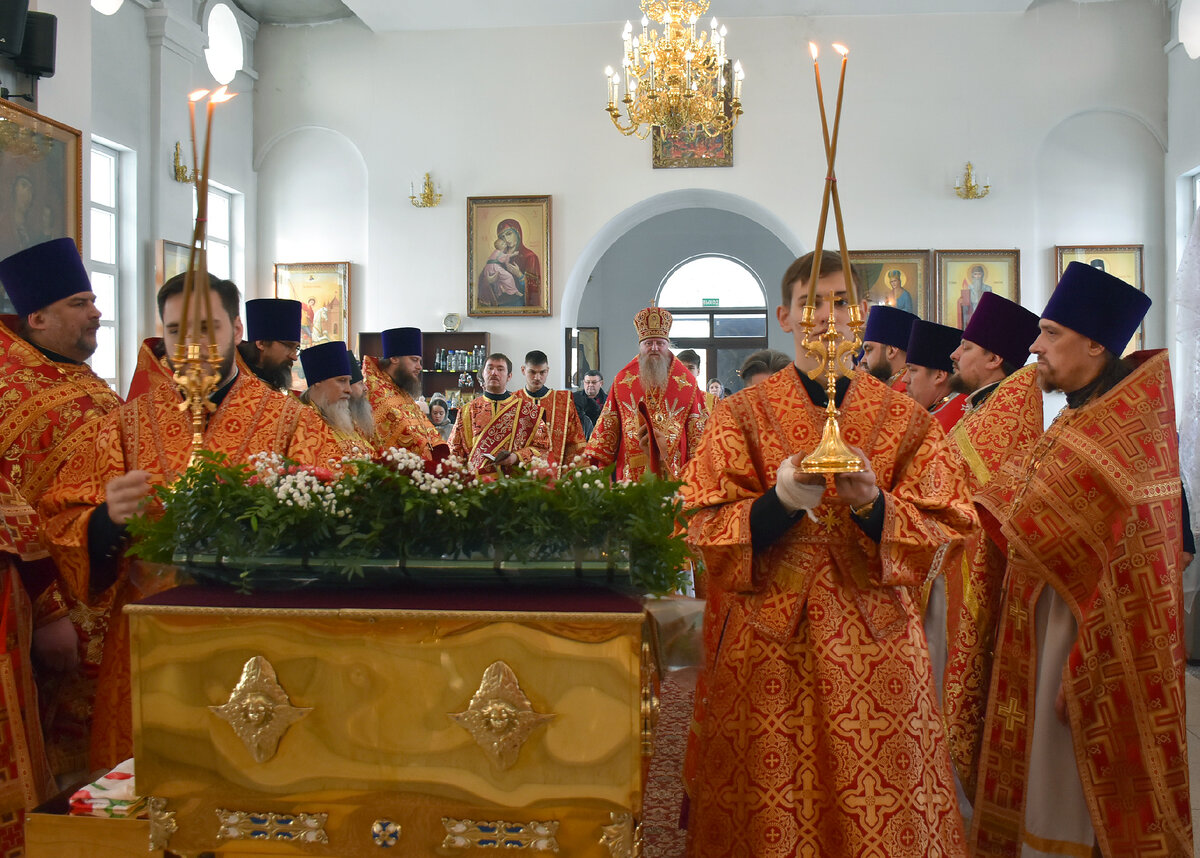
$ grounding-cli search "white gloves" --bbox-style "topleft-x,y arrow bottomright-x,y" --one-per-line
775,456 -> 826,513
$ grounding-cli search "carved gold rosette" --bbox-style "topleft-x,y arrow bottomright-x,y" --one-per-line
450,660 -> 553,769
210,655 -> 311,763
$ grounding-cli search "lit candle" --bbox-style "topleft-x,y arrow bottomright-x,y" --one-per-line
605,66 -> 615,107
807,43 -> 830,304
733,60 -> 743,101
828,44 -> 855,305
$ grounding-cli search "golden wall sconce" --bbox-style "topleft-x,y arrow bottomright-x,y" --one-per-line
409,172 -> 442,208
172,142 -> 197,183
954,161 -> 990,199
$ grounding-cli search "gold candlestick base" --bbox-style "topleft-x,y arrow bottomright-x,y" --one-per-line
800,411 -> 864,474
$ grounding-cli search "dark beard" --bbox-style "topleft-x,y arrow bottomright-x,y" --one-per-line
867,362 -> 893,383
387,365 -> 422,398
254,361 -> 293,391
948,372 -> 971,395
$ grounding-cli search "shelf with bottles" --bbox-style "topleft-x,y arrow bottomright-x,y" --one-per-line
421,331 -> 490,399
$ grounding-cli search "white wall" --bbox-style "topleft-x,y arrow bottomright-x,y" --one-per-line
252,0 -> 1170,371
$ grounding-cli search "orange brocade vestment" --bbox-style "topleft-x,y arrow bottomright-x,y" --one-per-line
938,365 -> 1042,799
0,316 -> 123,775
681,369 -> 975,858
585,354 -> 706,481
515,388 -> 586,467
39,367 -> 342,770
362,355 -> 445,458
969,351 -> 1192,857
448,394 -> 549,473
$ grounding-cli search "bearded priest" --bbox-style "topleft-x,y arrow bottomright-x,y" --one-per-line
584,306 -> 706,481
39,272 -> 342,770
362,326 -> 447,460
300,340 -> 374,459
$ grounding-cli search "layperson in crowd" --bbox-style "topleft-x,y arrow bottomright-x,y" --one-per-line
585,307 -> 706,481
236,298 -> 303,392
675,348 -> 716,412
932,291 -> 1043,805
969,263 -> 1192,856
516,349 -> 586,467
449,353 -> 548,473
362,327 -> 446,459
857,303 -> 917,390
428,395 -> 454,442
737,348 -> 792,387
681,250 -> 975,857
0,237 -> 123,780
39,272 -> 342,770
572,369 -> 605,437
299,340 -> 374,458
904,319 -> 967,432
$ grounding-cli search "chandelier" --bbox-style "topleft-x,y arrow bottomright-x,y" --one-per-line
605,0 -> 743,139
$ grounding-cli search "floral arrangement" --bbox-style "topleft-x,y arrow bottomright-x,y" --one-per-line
125,449 -> 692,595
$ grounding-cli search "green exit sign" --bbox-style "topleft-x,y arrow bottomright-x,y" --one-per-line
702,298 -> 720,307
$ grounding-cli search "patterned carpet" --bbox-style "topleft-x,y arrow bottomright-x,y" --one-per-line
641,667 -> 697,858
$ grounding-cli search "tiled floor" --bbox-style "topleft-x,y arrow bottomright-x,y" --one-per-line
1188,671 -> 1200,855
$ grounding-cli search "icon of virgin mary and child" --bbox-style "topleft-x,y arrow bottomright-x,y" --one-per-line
477,219 -> 542,309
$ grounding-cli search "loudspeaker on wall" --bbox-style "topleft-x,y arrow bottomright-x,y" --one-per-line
15,10 -> 54,78
0,0 -> 30,58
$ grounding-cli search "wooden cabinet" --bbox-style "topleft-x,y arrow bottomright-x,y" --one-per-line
357,331 -> 490,402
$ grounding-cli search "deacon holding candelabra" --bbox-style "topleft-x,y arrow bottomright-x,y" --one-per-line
679,43 -> 977,856
38,89 -> 341,771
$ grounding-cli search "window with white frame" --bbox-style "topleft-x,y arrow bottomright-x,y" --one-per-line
194,184 -> 233,281
88,142 -> 120,389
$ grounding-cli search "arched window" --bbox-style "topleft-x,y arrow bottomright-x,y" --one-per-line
656,255 -> 769,397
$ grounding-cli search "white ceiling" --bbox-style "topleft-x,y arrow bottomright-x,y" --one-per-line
342,1 -> 1041,32
231,0 -> 1124,31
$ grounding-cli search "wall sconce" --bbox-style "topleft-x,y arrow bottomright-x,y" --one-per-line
409,172 -> 442,208
172,142 -> 196,183
954,161 -> 990,199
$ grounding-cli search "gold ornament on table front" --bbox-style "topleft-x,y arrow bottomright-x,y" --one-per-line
799,42 -> 864,475
209,655 -> 311,763
450,660 -> 553,770
173,86 -> 236,466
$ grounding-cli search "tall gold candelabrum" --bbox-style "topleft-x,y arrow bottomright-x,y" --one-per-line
799,43 -> 864,475
172,86 -> 236,465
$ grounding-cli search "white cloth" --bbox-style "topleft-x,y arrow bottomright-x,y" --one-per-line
774,455 -> 826,513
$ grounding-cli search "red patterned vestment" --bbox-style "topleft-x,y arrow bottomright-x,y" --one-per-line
515,388 -> 586,467
123,337 -> 174,401
969,351 -> 1192,857
0,477 -> 56,855
937,365 -> 1042,800
362,355 -> 445,458
681,368 -> 975,858
585,354 -> 706,480
0,316 -> 122,776
39,365 -> 342,770
930,392 -> 967,434
300,401 -> 376,460
448,394 -> 549,473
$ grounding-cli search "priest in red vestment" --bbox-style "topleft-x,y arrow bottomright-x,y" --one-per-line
0,237 -> 124,779
682,251 -> 975,858
933,292 -> 1042,802
363,326 -> 446,460
299,340 -> 375,458
969,263 -> 1192,857
904,319 -> 967,433
449,353 -> 549,473
39,273 -> 342,770
585,307 -> 706,481
516,349 -> 586,468
857,303 -> 916,392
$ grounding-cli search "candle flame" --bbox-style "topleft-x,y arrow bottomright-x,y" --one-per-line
188,89 -> 210,102
209,85 -> 236,104
833,43 -> 848,56
809,42 -> 819,60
